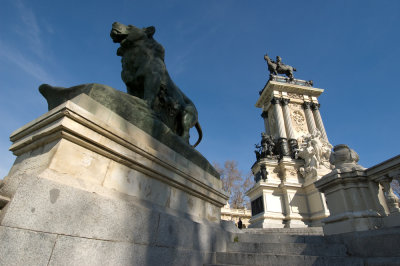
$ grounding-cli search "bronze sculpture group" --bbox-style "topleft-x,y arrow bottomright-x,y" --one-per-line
264,53 -> 297,80
110,22 -> 202,147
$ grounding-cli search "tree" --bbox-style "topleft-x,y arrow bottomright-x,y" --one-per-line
213,160 -> 254,209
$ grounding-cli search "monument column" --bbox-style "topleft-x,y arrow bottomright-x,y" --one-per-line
271,97 -> 290,156
311,103 -> 328,141
281,98 -> 298,155
302,102 -> 317,134
261,110 -> 271,135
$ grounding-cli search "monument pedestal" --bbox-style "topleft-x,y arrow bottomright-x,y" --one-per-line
247,157 -> 329,228
0,94 -> 228,265
247,76 -> 331,228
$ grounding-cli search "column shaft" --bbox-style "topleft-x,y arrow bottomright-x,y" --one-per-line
281,99 -> 295,139
271,97 -> 290,157
271,98 -> 287,138
302,102 -> 317,134
281,98 -> 298,157
261,111 -> 271,135
311,103 -> 328,141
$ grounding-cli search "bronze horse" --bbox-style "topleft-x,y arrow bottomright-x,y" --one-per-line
264,53 -> 296,80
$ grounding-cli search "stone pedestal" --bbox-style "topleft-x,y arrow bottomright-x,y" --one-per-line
248,76 -> 331,228
0,94 -> 228,265
247,156 -> 330,228
316,145 -> 400,235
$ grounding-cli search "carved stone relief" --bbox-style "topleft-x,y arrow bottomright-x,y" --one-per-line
289,103 -> 308,138
295,130 -> 333,181
287,93 -> 303,100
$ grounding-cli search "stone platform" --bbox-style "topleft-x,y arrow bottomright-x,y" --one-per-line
0,93 -> 228,265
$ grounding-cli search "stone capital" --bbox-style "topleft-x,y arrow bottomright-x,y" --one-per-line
302,101 -> 312,110
281,98 -> 290,106
311,103 -> 321,111
270,97 -> 281,105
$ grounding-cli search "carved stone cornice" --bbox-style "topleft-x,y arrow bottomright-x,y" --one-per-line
311,103 -> 321,111
261,111 -> 268,118
302,101 -> 312,110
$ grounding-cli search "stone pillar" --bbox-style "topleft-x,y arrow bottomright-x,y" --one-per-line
281,98 -> 298,156
271,97 -> 290,156
311,103 -> 328,141
261,111 -> 271,135
380,177 -> 400,214
302,102 -> 317,134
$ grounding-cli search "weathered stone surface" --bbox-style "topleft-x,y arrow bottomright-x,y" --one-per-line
227,242 -> 346,256
48,235 -> 142,266
1,176 -> 160,244
326,226 -> 400,257
48,232 -> 215,266
38,83 -> 217,177
6,95 -> 227,222
155,211 -> 195,249
0,226 -> 57,266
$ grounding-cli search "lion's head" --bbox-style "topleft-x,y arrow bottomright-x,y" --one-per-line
110,22 -> 155,44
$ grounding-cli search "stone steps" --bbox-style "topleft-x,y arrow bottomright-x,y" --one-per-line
231,232 -> 326,244
243,227 -> 324,235
227,242 -> 347,257
211,252 -> 364,266
210,229 -> 361,266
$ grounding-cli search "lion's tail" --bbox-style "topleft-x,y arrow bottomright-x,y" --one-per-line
193,122 -> 203,148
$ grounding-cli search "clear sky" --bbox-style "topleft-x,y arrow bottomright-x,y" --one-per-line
1,0 -> 399,179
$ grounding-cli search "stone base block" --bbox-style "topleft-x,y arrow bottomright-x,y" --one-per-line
248,214 -> 285,229
323,216 -> 383,235
383,213 -> 400,228
0,93 -> 230,265
2,94 -> 227,223
285,218 -> 308,228
0,226 -> 57,266
0,175 -> 231,265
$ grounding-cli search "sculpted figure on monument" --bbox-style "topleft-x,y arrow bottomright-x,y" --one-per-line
264,53 -> 297,80
254,133 -> 277,161
110,22 -> 202,146
296,130 -> 333,180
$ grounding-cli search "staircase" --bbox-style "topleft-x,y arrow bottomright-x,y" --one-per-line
208,228 -> 365,266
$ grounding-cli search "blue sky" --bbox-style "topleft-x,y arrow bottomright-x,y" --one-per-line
1,0 -> 399,179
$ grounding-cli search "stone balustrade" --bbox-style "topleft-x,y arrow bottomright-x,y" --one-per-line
315,145 -> 400,235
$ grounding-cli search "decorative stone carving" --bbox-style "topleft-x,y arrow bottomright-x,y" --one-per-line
380,178 -> 400,213
289,104 -> 308,137
296,130 -> 333,180
329,144 -> 365,173
292,110 -> 305,126
287,93 -> 303,100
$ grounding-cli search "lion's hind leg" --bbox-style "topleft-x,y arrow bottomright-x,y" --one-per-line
181,105 -> 197,143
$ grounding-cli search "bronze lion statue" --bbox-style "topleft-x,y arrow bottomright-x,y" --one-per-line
110,22 -> 202,147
